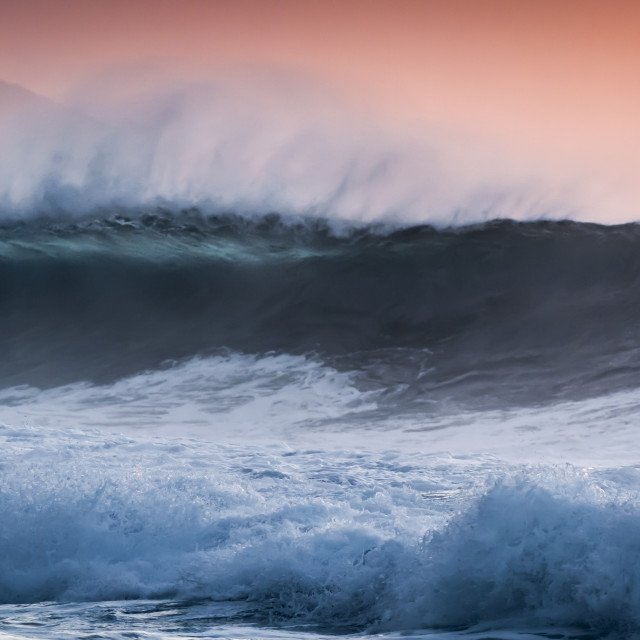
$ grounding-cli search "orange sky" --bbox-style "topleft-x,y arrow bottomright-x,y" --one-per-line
1,0 -> 639,221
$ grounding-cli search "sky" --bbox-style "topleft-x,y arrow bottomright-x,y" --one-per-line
0,0 -> 639,223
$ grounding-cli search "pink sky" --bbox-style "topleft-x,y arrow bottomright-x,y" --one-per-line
1,0 -> 639,222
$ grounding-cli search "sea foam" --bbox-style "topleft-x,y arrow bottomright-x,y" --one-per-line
1,423 -> 640,635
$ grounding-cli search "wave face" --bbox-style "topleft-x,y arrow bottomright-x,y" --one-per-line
2,212 -> 640,406
3,209 -> 640,640
2,424 -> 640,637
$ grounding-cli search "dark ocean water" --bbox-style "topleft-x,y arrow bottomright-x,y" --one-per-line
2,211 -> 640,640
3,213 -> 640,400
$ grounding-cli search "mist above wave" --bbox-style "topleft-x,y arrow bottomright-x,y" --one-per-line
0,75 -> 573,225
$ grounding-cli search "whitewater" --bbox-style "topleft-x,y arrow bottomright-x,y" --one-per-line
1,210 -> 640,640
2,81 -> 640,640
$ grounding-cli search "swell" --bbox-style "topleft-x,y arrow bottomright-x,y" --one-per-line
2,211 -> 640,405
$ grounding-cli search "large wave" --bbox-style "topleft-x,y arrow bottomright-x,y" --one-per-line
2,213 -> 640,406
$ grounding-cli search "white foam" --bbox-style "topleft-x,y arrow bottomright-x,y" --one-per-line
3,352 -> 640,466
0,422 -> 639,634
0,353 -> 376,442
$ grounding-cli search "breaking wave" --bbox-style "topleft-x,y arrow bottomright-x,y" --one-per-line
1,424 -> 639,635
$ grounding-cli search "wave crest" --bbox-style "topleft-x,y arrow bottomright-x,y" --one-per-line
0,78 -> 572,225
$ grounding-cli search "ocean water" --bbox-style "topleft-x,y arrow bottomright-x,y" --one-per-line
2,212 -> 640,640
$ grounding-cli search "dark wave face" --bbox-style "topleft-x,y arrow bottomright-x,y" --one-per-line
2,211 -> 640,407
